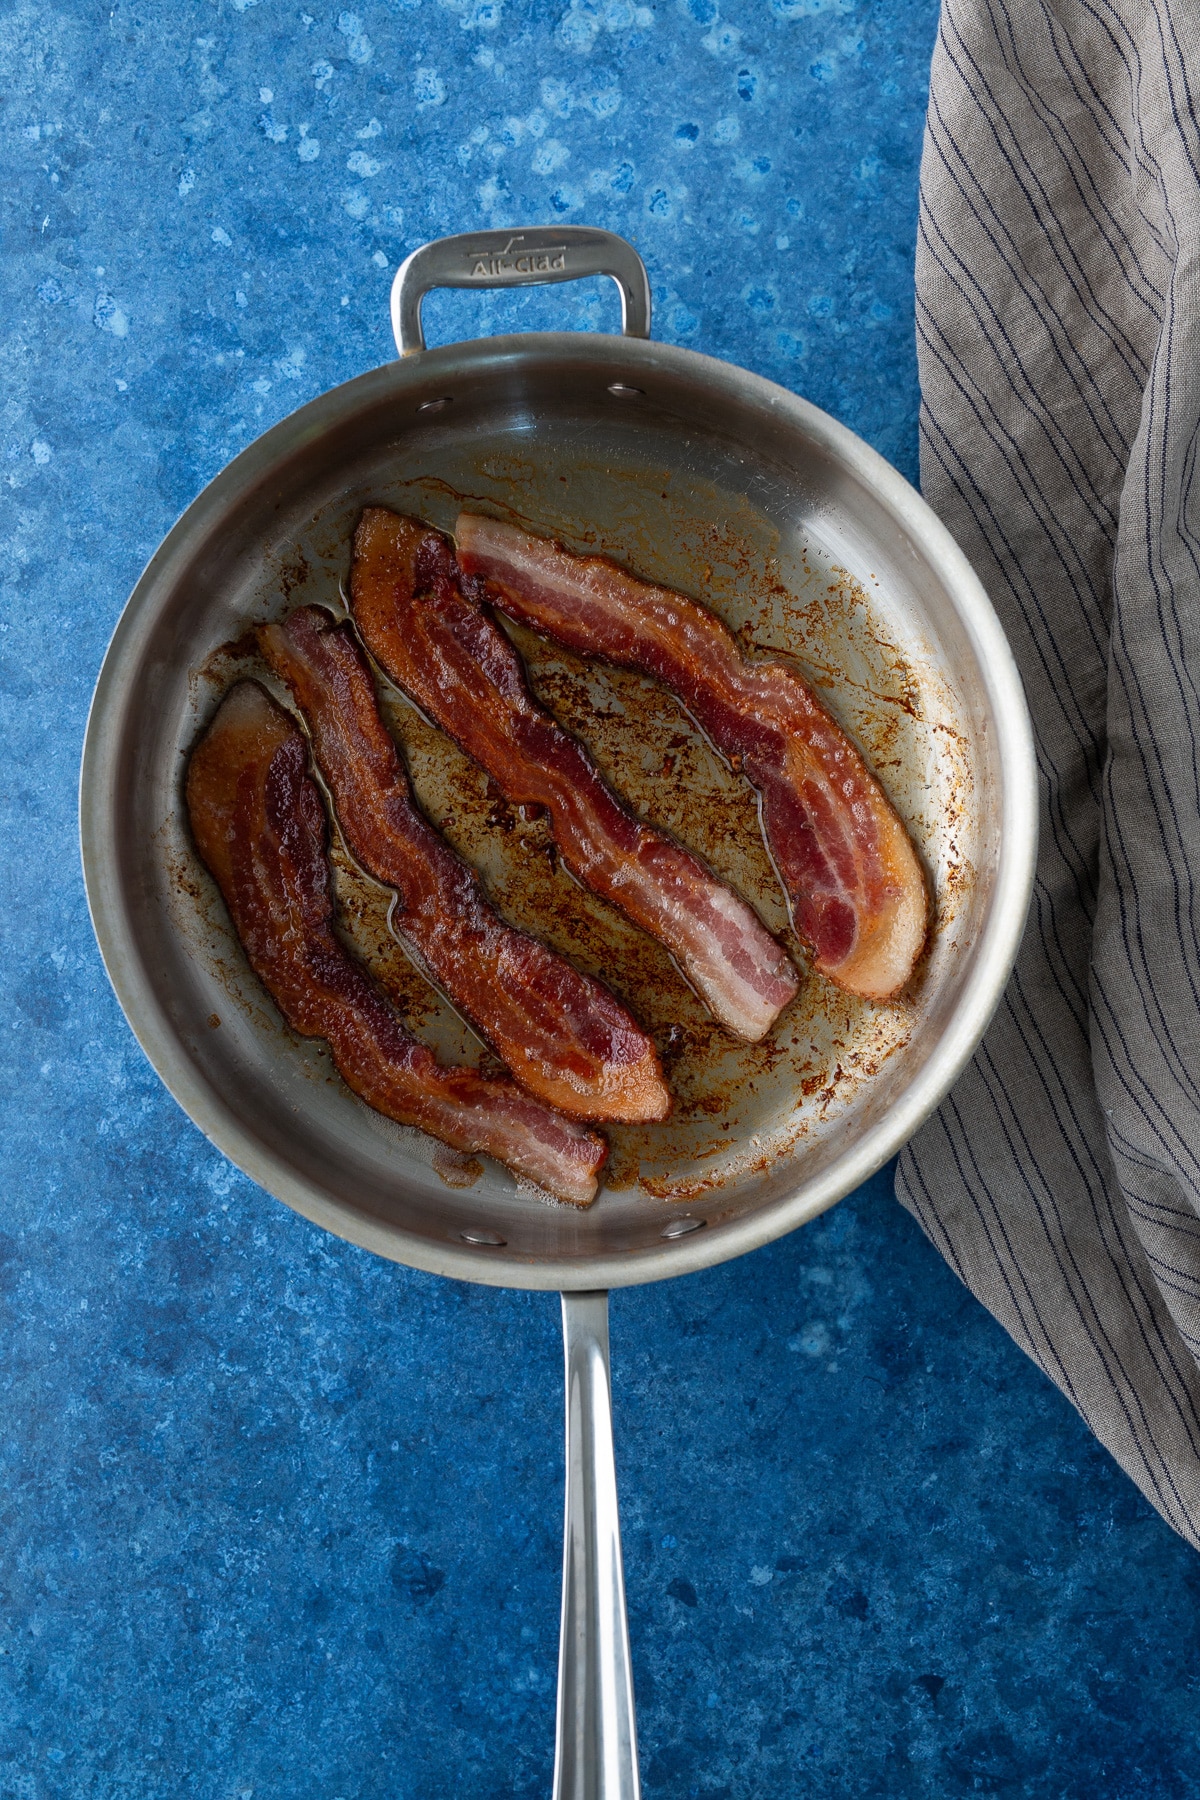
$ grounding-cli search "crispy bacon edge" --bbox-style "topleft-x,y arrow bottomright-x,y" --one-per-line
258,607 -> 669,1124
455,512 -> 928,1001
348,509 -> 801,1043
185,681 -> 607,1206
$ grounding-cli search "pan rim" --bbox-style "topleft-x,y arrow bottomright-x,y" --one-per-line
79,330 -> 1037,1290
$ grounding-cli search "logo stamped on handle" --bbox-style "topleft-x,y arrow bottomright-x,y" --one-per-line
466,235 -> 568,278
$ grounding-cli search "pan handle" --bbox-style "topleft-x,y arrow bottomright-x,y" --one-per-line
555,1291 -> 641,1800
390,226 -> 651,356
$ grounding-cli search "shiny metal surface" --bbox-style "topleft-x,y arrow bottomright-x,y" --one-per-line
79,330 -> 1036,1292
81,226 -> 1036,1800
555,1292 -> 639,1800
80,240 -> 1036,1294
391,226 -> 652,356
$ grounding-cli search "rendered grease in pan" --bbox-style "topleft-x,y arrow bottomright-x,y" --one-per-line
184,470 -> 968,1207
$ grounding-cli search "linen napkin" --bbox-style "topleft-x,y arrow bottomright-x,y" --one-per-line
896,0 -> 1200,1545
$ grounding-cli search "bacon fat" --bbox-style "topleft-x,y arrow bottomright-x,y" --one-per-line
258,607 -> 668,1123
456,514 -> 928,1000
350,509 -> 800,1042
186,682 -> 607,1206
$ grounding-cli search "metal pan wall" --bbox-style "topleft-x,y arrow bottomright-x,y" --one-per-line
80,330 -> 1036,1290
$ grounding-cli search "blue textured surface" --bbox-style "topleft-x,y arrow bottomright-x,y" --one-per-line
4,1 -> 1200,1795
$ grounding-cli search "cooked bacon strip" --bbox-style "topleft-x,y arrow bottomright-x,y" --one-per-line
350,509 -> 800,1042
456,514 -> 928,1000
258,607 -> 668,1123
186,682 -> 607,1206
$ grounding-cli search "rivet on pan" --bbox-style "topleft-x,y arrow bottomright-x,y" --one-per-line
607,382 -> 645,398
417,396 -> 453,413
662,1216 -> 705,1239
460,1228 -> 506,1247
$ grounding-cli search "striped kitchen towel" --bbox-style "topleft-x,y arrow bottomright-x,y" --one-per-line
897,0 -> 1200,1544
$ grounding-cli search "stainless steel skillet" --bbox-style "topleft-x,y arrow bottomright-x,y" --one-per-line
80,227 -> 1036,1798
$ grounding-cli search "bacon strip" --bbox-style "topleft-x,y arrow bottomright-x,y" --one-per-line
186,682 -> 607,1206
456,514 -> 928,1000
258,607 -> 668,1123
349,510 -> 799,1042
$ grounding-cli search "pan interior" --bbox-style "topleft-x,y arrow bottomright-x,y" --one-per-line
89,339 -> 1009,1284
